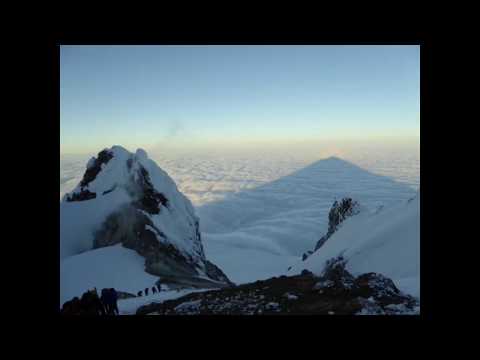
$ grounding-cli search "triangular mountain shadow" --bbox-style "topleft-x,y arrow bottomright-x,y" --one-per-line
196,156 -> 417,252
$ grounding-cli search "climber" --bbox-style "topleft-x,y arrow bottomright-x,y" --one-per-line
109,288 -> 119,315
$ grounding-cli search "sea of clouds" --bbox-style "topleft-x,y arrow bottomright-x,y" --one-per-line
61,142 -> 419,206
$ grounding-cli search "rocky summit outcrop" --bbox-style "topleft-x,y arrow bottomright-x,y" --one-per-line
302,197 -> 360,261
136,256 -> 419,315
65,149 -> 114,202
60,145 -> 233,287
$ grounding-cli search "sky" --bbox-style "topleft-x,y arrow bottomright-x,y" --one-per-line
60,45 -> 420,155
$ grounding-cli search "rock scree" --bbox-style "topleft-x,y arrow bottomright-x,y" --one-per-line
136,256 -> 419,315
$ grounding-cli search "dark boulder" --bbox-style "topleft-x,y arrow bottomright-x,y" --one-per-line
312,256 -> 355,296
300,269 -> 314,276
352,272 -> 409,307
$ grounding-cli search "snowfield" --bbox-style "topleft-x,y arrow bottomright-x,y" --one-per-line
60,244 -> 159,306
203,235 -> 299,284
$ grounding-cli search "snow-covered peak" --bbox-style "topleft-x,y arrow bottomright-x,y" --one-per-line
110,145 -> 131,155
60,146 -> 231,288
64,146 -> 184,212
135,148 -> 148,161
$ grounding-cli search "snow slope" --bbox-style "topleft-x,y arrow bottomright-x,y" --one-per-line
60,244 -> 159,305
288,192 -> 420,298
203,234 -> 299,284
60,243 -> 214,312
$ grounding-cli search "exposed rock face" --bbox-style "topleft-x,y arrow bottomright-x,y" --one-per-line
130,165 -> 169,214
81,149 -> 114,188
312,256 -> 356,296
328,198 -> 360,233
354,273 -> 403,306
136,256 -> 419,315
65,189 -> 96,202
302,251 -> 313,261
204,261 -> 234,286
92,205 -> 218,280
302,198 -> 361,261
316,197 -> 361,251
65,149 -> 114,202
61,146 -> 232,286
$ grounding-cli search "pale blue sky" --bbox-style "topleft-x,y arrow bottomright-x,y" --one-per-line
60,45 -> 419,154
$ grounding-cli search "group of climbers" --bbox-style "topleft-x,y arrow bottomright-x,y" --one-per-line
137,284 -> 162,297
61,283 -> 164,315
61,287 -> 119,315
